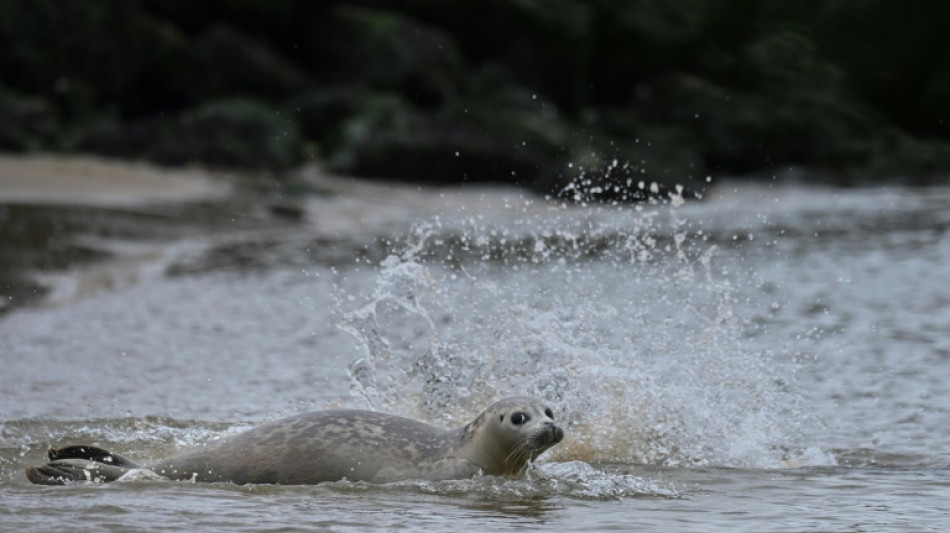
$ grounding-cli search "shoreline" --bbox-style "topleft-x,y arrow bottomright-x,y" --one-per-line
0,154 -> 239,315
0,153 -> 232,207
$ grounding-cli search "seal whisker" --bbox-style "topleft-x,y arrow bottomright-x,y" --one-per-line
504,436 -> 537,474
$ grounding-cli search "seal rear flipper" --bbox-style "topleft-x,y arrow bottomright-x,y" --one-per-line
25,458 -> 131,485
47,445 -> 141,469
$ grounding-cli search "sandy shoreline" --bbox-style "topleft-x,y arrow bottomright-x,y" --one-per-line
0,154 -> 231,207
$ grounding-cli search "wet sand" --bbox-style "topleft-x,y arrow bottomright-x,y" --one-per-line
0,154 -> 231,207
0,154 -> 240,313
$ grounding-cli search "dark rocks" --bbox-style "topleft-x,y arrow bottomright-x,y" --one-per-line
80,100 -> 301,172
324,75 -> 569,188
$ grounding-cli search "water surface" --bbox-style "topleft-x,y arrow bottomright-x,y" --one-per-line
1,173 -> 948,531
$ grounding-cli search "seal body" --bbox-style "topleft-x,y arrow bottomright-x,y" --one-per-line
152,410 -> 474,484
25,397 -> 564,485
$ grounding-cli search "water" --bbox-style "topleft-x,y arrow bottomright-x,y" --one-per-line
1,170 -> 949,531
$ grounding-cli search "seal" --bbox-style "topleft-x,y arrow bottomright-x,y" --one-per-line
25,397 -> 564,485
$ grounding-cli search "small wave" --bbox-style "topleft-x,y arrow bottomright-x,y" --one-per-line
830,448 -> 938,469
1,416 -> 231,447
313,461 -> 677,501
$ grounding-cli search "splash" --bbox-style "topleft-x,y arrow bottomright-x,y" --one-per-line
322,461 -> 677,501
338,190 -> 813,469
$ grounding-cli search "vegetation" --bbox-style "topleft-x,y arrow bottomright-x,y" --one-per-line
2,0 -> 949,194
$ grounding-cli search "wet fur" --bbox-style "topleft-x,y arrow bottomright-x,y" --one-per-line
25,397 -> 563,486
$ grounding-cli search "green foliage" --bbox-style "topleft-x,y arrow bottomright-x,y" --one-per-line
80,99 -> 301,171
327,6 -> 467,105
1,0 -> 948,186
0,87 -> 59,151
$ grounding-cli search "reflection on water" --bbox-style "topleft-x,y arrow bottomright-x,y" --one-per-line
2,174 -> 950,531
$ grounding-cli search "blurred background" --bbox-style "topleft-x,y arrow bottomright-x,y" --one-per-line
3,0 -> 950,193
3,3 -> 950,529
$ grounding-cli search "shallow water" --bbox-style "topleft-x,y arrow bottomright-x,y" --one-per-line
1,174 -> 949,531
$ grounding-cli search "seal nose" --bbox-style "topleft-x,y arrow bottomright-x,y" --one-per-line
543,421 -> 564,444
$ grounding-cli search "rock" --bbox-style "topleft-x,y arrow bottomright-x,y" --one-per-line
79,100 -> 302,172
328,105 -> 550,185
575,107 -> 705,181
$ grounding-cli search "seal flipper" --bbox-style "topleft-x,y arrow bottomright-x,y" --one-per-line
25,458 -> 131,485
47,445 -> 140,469
25,445 -> 142,485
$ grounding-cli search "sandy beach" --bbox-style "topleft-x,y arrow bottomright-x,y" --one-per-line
0,154 -> 231,207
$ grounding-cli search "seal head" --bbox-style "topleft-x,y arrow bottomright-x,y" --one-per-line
457,396 -> 564,475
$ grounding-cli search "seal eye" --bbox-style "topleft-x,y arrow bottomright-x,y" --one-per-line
544,408 -> 554,420
510,412 -> 529,425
